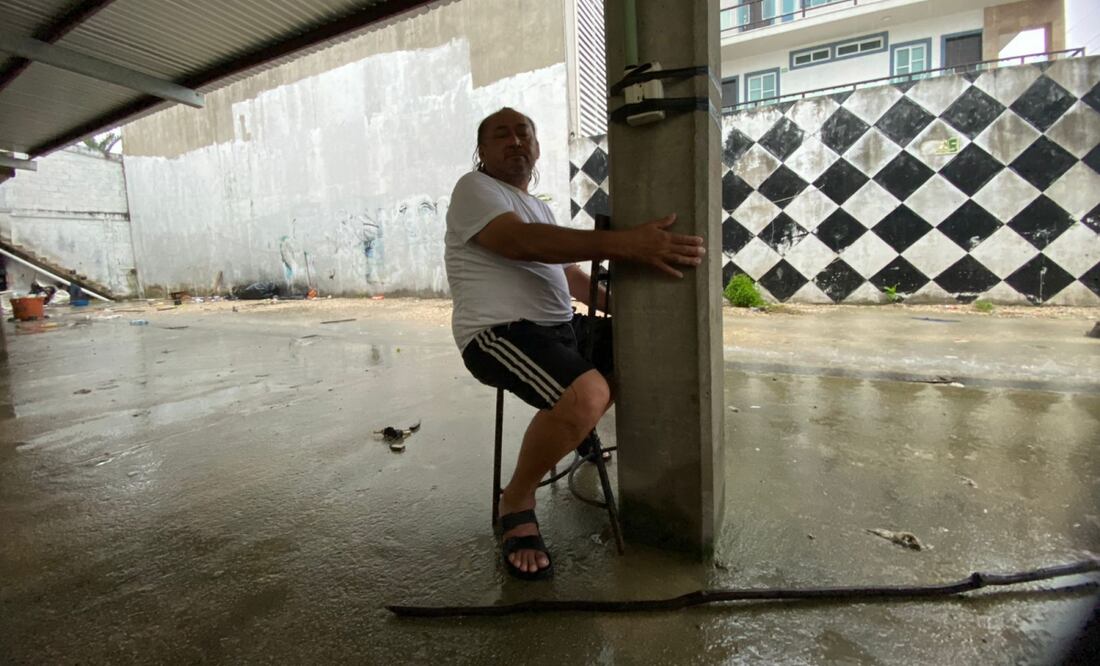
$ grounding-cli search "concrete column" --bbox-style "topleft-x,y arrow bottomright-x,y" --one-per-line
605,0 -> 724,556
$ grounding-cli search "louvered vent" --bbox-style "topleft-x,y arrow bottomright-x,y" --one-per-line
576,0 -> 608,136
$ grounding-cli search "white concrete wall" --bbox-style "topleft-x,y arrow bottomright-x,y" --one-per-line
125,40 -> 569,297
1066,0 -> 1100,54
722,10 -> 984,99
124,37 -> 571,297
0,147 -> 135,296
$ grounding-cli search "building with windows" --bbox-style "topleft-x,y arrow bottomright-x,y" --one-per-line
720,0 -> 1085,108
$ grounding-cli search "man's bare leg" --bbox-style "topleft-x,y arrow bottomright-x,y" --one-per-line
498,369 -> 611,574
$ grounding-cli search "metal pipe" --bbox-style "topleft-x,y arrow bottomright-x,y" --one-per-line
0,155 -> 36,171
625,0 -> 639,66
0,247 -> 112,302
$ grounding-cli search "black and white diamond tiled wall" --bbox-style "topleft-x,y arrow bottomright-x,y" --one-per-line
569,133 -> 610,228
569,57 -> 1100,305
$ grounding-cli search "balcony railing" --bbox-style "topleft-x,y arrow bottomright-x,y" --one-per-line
722,0 -> 876,36
724,48 -> 1085,112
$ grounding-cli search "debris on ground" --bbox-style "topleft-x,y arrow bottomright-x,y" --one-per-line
911,317 -> 959,324
374,422 -> 422,452
73,388 -> 92,395
231,282 -> 281,300
320,318 -> 356,324
922,376 -> 956,384
1088,323 -> 1100,339
958,475 -> 978,488
919,376 -> 965,388
866,528 -> 923,551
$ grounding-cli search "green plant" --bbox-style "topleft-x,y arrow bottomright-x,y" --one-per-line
724,273 -> 766,308
973,299 -> 994,313
884,284 -> 902,303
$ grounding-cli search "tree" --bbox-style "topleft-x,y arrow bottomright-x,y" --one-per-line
83,131 -> 121,155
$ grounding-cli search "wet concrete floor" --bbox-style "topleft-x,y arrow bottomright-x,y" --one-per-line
1,301 -> 1097,664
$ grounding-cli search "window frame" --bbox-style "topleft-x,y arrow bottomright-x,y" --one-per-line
791,46 -> 830,68
890,38 -> 932,76
744,68 -> 781,103
780,0 -> 799,23
721,76 -> 739,111
790,31 -> 889,70
940,29 -> 984,69
832,33 -> 888,62
720,7 -> 735,31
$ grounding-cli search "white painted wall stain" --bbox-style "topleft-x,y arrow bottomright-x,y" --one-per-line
125,38 -> 569,296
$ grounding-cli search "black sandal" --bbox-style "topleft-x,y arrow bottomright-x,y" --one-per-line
499,509 -> 554,581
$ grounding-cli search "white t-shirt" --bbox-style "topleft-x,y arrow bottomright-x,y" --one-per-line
445,171 -> 573,351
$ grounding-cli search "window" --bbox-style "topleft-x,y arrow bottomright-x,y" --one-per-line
791,33 -> 887,70
781,0 -> 798,22
737,4 -> 749,28
793,47 -> 830,67
836,36 -> 884,57
893,42 -> 928,75
721,77 -> 739,110
720,5 -> 750,30
762,0 -> 778,20
943,31 -> 982,69
746,70 -> 779,102
720,7 -> 735,30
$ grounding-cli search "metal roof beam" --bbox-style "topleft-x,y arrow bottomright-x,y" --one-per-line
0,154 -> 37,171
0,31 -> 204,108
28,0 -> 441,158
0,0 -> 118,93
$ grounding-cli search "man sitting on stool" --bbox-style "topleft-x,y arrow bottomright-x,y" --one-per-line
445,107 -> 705,580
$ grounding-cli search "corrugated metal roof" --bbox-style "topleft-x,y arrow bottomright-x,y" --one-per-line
0,0 -> 444,163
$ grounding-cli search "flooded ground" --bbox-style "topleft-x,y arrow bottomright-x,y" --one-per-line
1,298 -> 1097,663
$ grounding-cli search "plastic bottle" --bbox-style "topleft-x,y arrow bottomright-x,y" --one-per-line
130,319 -> 149,326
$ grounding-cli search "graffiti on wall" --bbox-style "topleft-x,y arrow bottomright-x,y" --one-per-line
262,197 -> 449,296
326,196 -> 449,294
335,209 -> 384,289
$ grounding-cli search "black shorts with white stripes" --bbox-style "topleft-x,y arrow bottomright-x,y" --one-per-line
461,314 -> 612,410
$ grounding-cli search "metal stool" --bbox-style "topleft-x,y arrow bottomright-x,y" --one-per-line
491,213 -> 624,554
491,389 -> 625,554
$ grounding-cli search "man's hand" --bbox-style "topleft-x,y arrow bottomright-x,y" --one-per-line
621,214 -> 706,278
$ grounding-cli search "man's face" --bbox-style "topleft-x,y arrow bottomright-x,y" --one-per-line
478,110 -> 540,184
